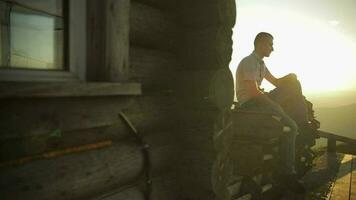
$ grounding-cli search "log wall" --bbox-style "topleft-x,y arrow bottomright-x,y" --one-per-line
0,0 -> 236,199
175,0 -> 236,199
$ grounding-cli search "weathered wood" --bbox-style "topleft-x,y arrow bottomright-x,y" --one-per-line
0,115 -> 179,163
93,172 -> 179,200
177,0 -> 236,28
179,68 -> 234,110
181,26 -> 233,69
329,154 -> 353,200
351,156 -> 356,199
0,82 -> 141,98
87,0 -> 130,81
130,1 -> 178,51
106,0 -> 130,81
0,96 -> 177,140
87,0 -> 106,81
133,0 -> 177,10
0,140 -> 143,200
129,47 -> 179,90
232,111 -> 285,140
5,0 -> 63,17
328,138 -> 337,153
0,2 -> 9,66
318,130 -> 356,146
0,139 -> 179,200
96,187 -> 145,200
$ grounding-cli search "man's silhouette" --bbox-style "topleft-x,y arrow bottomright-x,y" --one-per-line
235,32 -> 307,193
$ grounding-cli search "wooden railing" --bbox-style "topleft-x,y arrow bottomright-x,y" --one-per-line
317,130 -> 356,153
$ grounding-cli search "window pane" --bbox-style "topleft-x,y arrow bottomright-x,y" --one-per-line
0,0 -> 65,70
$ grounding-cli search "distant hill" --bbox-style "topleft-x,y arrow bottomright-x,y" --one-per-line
314,103 -> 356,140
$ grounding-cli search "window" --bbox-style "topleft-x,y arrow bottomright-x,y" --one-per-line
0,0 -> 66,70
0,0 -> 141,97
0,0 -> 86,82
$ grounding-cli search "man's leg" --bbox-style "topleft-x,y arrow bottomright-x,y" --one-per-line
267,75 -> 309,125
245,95 -> 298,174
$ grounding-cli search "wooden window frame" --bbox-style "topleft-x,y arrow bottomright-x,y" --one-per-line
0,0 -> 85,82
0,0 -> 141,97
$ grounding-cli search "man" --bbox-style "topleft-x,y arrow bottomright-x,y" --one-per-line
235,32 -> 306,193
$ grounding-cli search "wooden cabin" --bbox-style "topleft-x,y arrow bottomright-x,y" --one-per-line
0,0 -> 236,199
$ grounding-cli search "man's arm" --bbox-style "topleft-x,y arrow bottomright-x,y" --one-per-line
264,68 -> 280,87
244,80 -> 264,97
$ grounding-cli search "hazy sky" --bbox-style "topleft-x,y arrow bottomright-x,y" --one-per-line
230,0 -> 356,95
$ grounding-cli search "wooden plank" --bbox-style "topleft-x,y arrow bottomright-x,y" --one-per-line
0,82 -> 141,98
351,155 -> 356,200
329,154 -> 353,200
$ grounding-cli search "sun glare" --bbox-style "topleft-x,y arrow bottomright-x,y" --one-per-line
231,4 -> 356,94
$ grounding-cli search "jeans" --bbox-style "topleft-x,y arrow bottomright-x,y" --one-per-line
241,94 -> 298,174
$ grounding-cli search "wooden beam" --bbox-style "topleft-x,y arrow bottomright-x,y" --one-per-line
87,0 -> 130,82
0,2 -> 9,66
318,130 -> 356,146
0,82 -> 141,98
106,0 -> 130,81
327,138 -> 337,153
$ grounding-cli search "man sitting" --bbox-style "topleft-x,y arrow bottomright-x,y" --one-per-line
235,32 -> 307,193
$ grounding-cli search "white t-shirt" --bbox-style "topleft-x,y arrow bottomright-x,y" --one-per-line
235,51 -> 272,104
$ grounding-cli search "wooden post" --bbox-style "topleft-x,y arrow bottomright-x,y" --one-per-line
87,0 -> 130,82
106,0 -> 130,81
0,2 -> 10,66
327,138 -> 336,153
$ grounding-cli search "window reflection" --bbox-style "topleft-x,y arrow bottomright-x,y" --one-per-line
0,0 -> 65,70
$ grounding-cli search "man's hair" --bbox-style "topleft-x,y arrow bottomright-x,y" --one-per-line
254,32 -> 273,47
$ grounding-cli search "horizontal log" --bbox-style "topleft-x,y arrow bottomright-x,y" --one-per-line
133,0 -> 177,10
129,47 -> 180,90
96,187 -> 144,200
0,96 -> 178,140
180,27 -> 233,69
130,1 -> 178,51
0,122 -> 180,164
178,68 -> 234,110
0,140 -> 179,200
0,82 -> 141,98
93,172 -> 179,200
177,0 -> 236,28
0,140 -> 143,200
